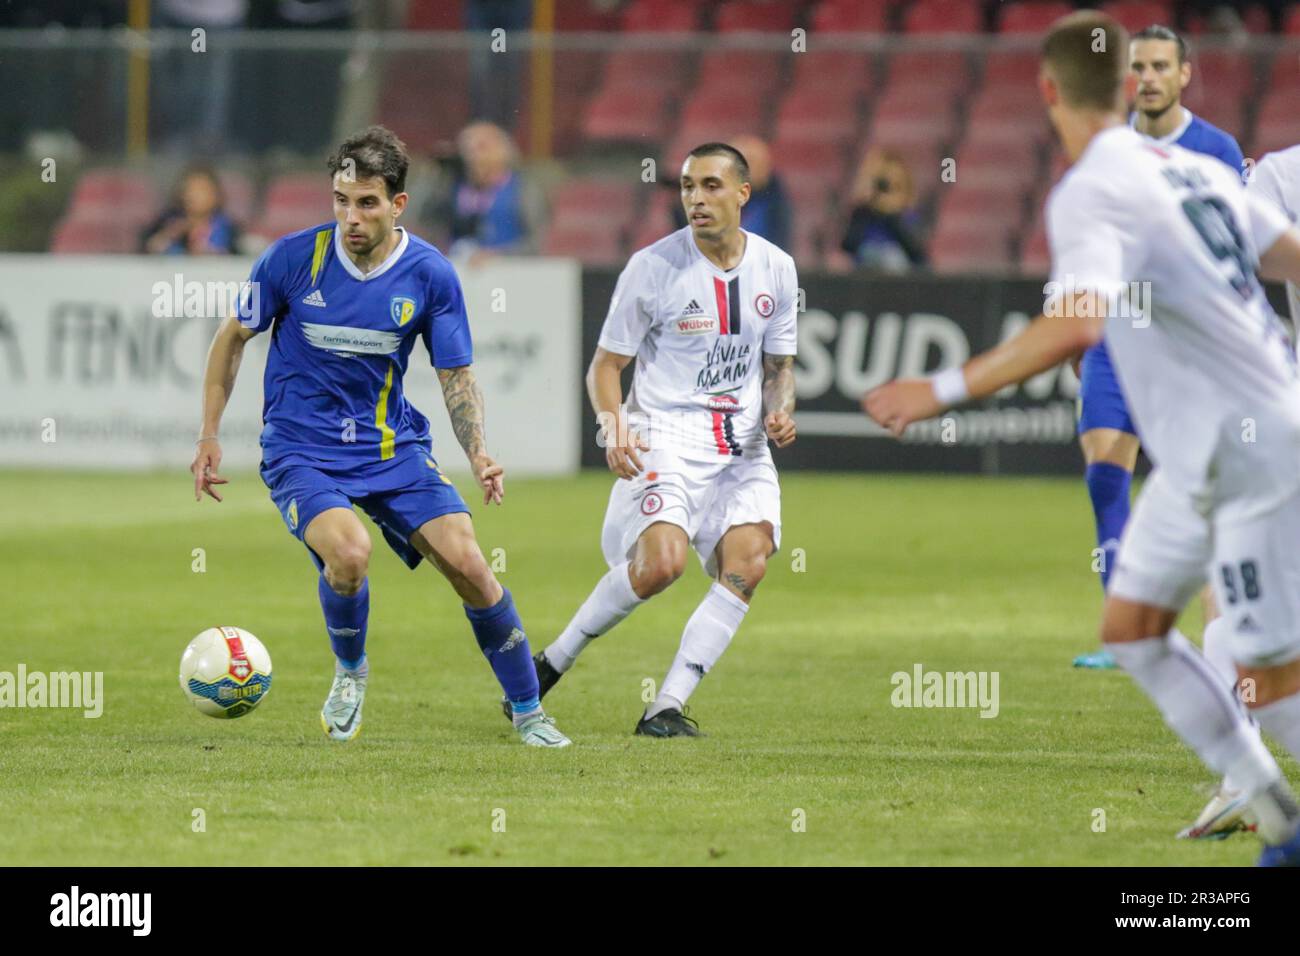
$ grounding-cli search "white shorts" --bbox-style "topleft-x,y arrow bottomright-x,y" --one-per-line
1110,470 -> 1300,667
600,447 -> 782,577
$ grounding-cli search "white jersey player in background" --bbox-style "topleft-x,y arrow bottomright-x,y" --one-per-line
865,11 -> 1300,865
501,142 -> 799,737
1249,144 -> 1300,329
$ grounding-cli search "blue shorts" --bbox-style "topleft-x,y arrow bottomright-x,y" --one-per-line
260,444 -> 469,571
1077,339 -> 1137,436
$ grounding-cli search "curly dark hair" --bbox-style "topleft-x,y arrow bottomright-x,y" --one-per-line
327,125 -> 409,197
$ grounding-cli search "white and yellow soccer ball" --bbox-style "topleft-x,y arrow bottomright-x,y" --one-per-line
179,626 -> 273,719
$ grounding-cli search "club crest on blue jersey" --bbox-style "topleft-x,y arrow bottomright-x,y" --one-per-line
390,295 -> 417,327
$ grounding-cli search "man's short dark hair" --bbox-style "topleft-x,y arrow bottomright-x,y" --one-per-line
328,125 -> 409,197
1042,11 -> 1129,112
1132,24 -> 1187,64
686,142 -> 750,185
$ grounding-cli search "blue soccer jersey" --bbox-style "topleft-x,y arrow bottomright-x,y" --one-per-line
240,223 -> 473,467
1131,107 -> 1245,180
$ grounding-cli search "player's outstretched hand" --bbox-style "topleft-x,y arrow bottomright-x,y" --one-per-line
764,411 -> 797,448
473,452 -> 505,505
862,379 -> 944,438
191,438 -> 228,502
605,428 -> 649,480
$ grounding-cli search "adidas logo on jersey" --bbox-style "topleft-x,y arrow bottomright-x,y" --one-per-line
302,289 -> 327,308
1237,613 -> 1262,635
681,299 -> 705,317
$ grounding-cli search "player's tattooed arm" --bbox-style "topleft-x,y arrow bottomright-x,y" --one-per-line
762,353 -> 797,448
438,365 -> 504,504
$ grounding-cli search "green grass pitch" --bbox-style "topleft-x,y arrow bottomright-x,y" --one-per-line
1,468 -> 1281,865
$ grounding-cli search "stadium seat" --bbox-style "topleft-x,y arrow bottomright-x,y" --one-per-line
962,88 -> 1053,147
1287,6 -> 1300,35
541,221 -> 627,265
809,0 -> 892,34
789,50 -> 875,96
619,0 -> 700,32
996,1 -> 1074,33
714,0 -> 800,32
771,136 -> 851,187
67,169 -> 160,221
404,0 -> 463,30
981,50 -> 1043,90
930,220 -> 1015,273
1019,215 -> 1050,275
1252,92 -> 1300,157
951,139 -> 1040,195
884,50 -> 972,96
774,85 -> 861,143
50,216 -> 137,254
1099,1 -> 1174,32
675,89 -> 769,146
1265,48 -> 1300,92
694,51 -> 787,100
868,89 -> 959,155
602,50 -> 691,94
217,171 -> 256,227
902,0 -> 984,34
936,186 -> 1025,235
583,85 -> 675,146
547,179 -> 639,231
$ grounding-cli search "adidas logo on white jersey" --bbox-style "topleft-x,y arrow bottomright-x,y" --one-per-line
680,299 -> 705,317
302,289 -> 327,308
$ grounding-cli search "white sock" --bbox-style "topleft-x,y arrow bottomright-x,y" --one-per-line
545,562 -> 644,673
647,583 -> 748,718
1201,617 -> 1238,689
1253,691 -> 1300,765
1106,631 -> 1282,798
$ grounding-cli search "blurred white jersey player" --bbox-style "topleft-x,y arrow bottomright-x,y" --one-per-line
1248,144 -> 1300,328
865,11 -> 1300,865
501,142 -> 799,737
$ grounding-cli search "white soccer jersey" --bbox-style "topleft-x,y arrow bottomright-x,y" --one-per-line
1046,125 -> 1300,515
1248,145 -> 1300,328
598,227 -> 798,460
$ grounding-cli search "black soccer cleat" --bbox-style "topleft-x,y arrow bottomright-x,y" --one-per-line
634,707 -> 703,738
500,651 -> 563,721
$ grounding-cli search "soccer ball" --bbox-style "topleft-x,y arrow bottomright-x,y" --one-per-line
179,626 -> 273,719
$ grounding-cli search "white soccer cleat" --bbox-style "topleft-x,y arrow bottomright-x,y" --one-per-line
320,668 -> 366,742
515,712 -> 572,748
1176,784 -> 1252,840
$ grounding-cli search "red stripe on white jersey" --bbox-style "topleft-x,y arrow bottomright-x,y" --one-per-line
711,411 -> 729,455
713,276 -> 729,335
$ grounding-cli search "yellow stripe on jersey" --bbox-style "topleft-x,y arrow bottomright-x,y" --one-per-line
310,228 -> 331,287
375,362 -> 396,460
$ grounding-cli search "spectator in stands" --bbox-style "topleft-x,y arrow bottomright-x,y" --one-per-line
669,135 -> 791,249
140,166 -> 240,255
841,148 -> 927,272
428,121 -> 542,263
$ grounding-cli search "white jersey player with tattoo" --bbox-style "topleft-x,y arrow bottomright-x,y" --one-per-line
1248,144 -> 1300,328
500,142 -> 799,737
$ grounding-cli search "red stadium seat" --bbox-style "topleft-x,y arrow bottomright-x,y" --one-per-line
714,0 -> 800,33
774,85 -> 861,143
1265,49 -> 1300,91
602,50 -> 691,94
930,221 -> 1015,273
810,0 -> 891,34
952,139 -> 1041,194
404,0 -> 463,30
981,50 -> 1043,90
694,51 -> 787,100
555,2 -> 622,31
789,50 -> 875,96
902,0 -> 984,34
1252,92 -> 1300,157
1099,1 -> 1173,32
1191,49 -> 1254,99
1019,215 -> 1050,275
620,0 -> 699,32
67,169 -> 160,222
869,89 -> 958,154
264,174 -> 329,215
1287,7 -> 1300,35
885,50 -> 973,95
50,216 -> 138,254
997,1 -> 1074,33
771,137 -> 851,185
583,85 -> 675,145
936,186 -> 1025,234
547,179 -> 639,231
541,222 -> 627,266
676,88 -> 769,144
962,88 -> 1053,147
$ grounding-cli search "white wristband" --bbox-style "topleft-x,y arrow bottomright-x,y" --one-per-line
930,366 -> 969,407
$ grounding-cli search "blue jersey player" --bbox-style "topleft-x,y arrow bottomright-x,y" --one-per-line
1072,25 -> 1245,671
190,126 -> 570,747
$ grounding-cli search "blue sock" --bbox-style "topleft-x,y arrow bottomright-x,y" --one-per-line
319,575 -> 369,670
1085,462 -> 1131,592
465,588 -> 539,710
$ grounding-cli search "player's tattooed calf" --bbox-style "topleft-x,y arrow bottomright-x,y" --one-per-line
725,571 -> 756,599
